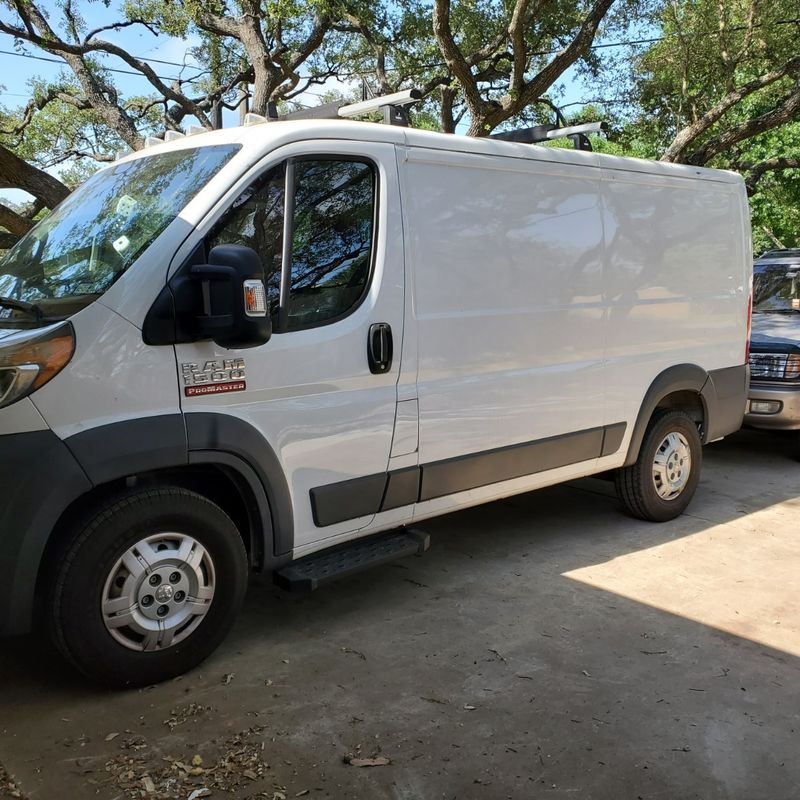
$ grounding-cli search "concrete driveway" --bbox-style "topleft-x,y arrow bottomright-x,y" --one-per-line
1,428 -> 798,799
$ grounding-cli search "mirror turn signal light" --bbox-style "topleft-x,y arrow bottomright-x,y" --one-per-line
243,280 -> 268,317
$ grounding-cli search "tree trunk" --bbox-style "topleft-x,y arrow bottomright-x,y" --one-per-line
0,144 -> 70,208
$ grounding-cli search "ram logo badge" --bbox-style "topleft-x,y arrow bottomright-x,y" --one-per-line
181,358 -> 246,396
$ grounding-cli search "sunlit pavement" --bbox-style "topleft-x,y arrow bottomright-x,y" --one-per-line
1,428 -> 798,799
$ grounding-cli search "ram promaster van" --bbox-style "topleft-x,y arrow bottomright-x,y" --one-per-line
0,96 -> 751,686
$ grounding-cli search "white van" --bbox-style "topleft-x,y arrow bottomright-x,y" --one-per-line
0,113 -> 751,685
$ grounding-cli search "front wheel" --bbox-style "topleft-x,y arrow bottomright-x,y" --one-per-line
49,487 -> 248,687
615,410 -> 702,522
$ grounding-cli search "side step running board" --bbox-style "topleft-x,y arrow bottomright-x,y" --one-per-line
274,528 -> 430,591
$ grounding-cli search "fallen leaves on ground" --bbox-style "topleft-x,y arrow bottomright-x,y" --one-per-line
0,763 -> 25,799
105,724 -> 276,797
163,703 -> 214,732
340,647 -> 366,660
344,755 -> 391,767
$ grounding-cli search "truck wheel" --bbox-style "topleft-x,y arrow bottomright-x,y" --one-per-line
615,410 -> 702,522
49,487 -> 248,687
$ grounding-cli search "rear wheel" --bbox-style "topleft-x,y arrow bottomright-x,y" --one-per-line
615,410 -> 702,522
49,487 -> 248,687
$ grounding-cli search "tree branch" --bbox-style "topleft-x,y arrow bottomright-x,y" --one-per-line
1,3 -> 212,133
662,56 -> 800,162
433,0 -> 485,117
687,80 -> 800,165
0,203 -> 34,237
0,232 -> 20,249
741,155 -> 800,194
515,0 -> 616,113
0,144 -> 71,208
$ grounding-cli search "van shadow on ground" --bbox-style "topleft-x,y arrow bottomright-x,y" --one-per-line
0,427 -> 798,799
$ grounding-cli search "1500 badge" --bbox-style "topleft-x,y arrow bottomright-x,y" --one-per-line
182,358 -> 246,397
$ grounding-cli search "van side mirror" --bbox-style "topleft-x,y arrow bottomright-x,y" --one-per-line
191,245 -> 272,349
143,244 -> 272,349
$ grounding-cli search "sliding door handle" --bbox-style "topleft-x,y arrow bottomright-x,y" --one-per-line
368,323 -> 393,374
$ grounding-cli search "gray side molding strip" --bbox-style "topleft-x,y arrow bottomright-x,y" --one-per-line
311,421 -> 627,527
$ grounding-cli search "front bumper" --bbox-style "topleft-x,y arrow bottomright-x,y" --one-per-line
0,430 -> 91,635
744,382 -> 800,431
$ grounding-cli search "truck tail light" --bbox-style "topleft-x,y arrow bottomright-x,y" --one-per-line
0,323 -> 75,409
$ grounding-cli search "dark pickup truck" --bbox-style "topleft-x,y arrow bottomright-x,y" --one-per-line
745,249 -> 800,451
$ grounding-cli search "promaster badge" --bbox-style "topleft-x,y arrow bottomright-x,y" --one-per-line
182,358 -> 246,396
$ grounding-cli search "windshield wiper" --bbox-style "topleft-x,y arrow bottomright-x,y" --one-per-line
0,295 -> 43,322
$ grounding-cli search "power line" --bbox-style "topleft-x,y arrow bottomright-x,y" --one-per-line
2,16 -> 798,87
0,48 -> 184,82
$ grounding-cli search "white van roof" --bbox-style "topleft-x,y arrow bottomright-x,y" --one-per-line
119,118 -> 744,186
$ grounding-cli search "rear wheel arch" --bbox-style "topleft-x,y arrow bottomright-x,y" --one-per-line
624,364 -> 709,467
616,409 -> 703,522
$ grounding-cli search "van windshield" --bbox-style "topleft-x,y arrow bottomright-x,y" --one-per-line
0,144 -> 241,328
753,262 -> 800,313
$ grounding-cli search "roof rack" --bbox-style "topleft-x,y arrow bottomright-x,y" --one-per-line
490,121 -> 608,151
257,88 -> 424,128
146,86 -> 608,152
262,88 -> 607,150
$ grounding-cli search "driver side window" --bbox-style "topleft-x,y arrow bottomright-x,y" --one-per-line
209,157 -> 376,331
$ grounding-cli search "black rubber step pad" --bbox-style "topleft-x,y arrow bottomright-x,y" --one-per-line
274,528 -> 430,591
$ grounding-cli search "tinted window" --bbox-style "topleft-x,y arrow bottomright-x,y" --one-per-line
210,158 -> 375,330
753,262 -> 800,312
209,165 -> 285,315
288,160 -> 375,327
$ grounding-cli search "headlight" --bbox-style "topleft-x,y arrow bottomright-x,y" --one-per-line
0,323 -> 75,409
749,351 -> 800,380
785,353 -> 800,379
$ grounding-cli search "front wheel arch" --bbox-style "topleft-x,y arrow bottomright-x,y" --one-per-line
35,461 -> 272,628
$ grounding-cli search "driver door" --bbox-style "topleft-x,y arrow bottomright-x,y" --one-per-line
174,140 -> 405,554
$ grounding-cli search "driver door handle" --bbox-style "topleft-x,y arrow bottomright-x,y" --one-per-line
367,323 -> 393,374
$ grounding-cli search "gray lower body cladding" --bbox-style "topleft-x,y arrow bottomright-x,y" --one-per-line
0,430 -> 91,635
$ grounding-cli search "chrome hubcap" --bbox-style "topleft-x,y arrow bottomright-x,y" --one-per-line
101,533 -> 215,652
652,432 -> 691,500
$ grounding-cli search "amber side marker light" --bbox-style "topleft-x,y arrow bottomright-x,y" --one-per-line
0,323 -> 76,409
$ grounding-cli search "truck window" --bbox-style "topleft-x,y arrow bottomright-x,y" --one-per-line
210,158 -> 376,331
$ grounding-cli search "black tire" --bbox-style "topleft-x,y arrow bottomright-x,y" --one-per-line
49,487 -> 248,687
615,410 -> 702,522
